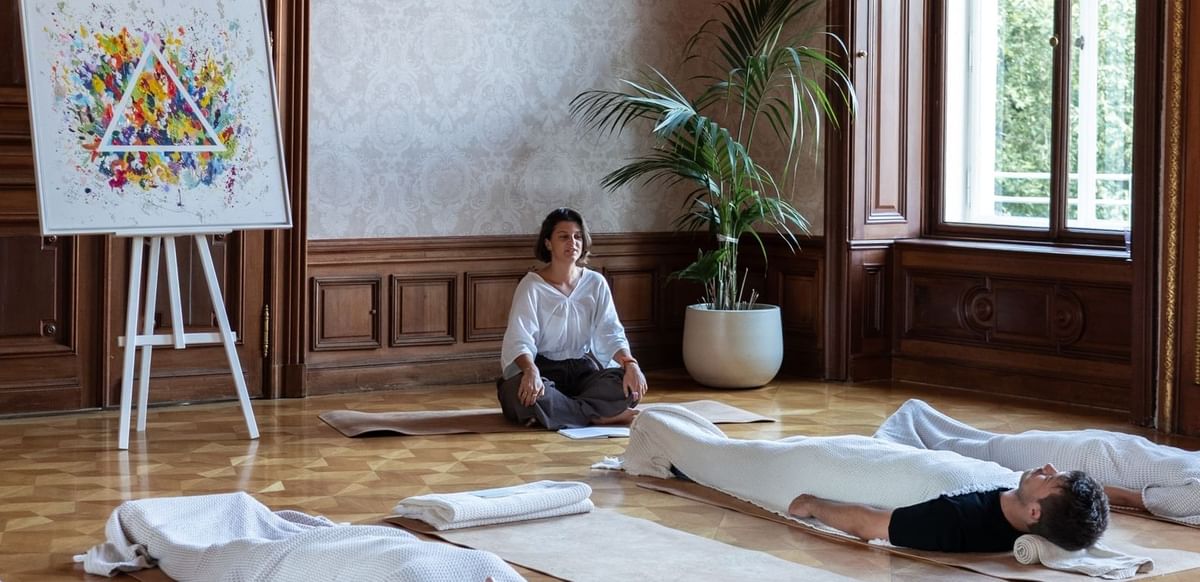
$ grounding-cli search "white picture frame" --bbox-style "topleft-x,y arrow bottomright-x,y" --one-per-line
18,0 -> 292,236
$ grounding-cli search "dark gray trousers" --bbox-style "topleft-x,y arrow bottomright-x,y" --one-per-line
496,356 -> 635,430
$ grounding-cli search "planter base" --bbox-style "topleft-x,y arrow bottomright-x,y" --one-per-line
682,304 -> 783,389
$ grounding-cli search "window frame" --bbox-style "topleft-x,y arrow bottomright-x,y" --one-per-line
925,0 -> 1145,249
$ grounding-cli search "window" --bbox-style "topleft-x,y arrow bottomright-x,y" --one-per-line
937,0 -> 1136,242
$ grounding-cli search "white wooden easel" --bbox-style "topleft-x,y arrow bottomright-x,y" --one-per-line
116,233 -> 259,450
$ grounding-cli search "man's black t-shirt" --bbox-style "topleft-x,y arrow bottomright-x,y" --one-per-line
888,489 -> 1021,552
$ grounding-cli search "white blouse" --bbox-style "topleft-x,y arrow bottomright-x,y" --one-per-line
500,269 -> 630,379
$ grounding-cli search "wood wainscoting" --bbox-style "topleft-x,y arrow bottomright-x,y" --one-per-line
0,0 -> 302,416
303,234 -> 826,395
892,239 -> 1133,412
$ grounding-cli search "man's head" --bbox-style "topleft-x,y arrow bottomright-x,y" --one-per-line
1014,463 -> 1109,550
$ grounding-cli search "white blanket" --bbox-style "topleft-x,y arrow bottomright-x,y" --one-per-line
607,404 -> 1018,516
391,481 -> 593,530
79,491 -> 523,581
1014,534 -> 1154,579
875,399 -> 1200,525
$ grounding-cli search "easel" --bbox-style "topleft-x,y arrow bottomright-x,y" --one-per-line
116,233 -> 259,450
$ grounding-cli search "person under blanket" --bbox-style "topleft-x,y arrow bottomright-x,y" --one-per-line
785,463 -> 1108,552
497,208 -> 647,430
873,398 -> 1200,525
621,405 -> 1108,554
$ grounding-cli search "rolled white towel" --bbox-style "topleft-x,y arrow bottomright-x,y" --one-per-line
393,480 -> 593,530
1013,535 -> 1154,579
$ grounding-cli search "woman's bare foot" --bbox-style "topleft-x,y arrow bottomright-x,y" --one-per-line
594,408 -> 639,425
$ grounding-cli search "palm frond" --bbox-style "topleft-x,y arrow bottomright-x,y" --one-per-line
573,0 -> 854,309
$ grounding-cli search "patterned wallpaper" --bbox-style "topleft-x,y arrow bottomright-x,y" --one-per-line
307,0 -> 827,239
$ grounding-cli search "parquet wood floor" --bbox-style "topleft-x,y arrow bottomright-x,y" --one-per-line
2,372 -> 1199,581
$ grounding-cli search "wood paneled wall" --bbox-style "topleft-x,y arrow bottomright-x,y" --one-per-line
302,234 -> 826,395
893,240 -> 1133,411
0,2 -> 283,416
826,0 -> 925,382
0,38 -> 106,413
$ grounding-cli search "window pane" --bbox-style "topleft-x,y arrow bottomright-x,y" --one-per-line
944,0 -> 1054,228
1067,0 -> 1135,231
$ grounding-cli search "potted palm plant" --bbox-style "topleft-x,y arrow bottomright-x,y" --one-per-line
571,0 -> 854,387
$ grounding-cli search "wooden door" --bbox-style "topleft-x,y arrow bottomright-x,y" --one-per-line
102,233 -> 267,407
0,2 -> 269,414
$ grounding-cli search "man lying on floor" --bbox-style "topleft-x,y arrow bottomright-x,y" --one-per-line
874,398 -> 1200,525
612,405 -> 1109,553
786,462 -> 1104,552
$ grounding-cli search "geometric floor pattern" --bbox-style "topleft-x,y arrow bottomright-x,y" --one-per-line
2,370 -> 1199,581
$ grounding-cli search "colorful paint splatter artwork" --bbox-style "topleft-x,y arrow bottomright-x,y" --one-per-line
20,1 -> 290,235
59,26 -> 239,193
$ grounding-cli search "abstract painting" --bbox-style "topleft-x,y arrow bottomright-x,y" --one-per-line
19,0 -> 291,235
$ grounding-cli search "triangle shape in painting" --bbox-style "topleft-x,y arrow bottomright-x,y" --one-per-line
97,43 -> 226,153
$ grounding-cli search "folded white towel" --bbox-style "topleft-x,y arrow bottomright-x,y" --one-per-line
392,480 -> 594,531
1013,534 -> 1154,579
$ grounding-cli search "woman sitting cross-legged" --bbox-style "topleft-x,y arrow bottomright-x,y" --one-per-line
497,208 -> 647,429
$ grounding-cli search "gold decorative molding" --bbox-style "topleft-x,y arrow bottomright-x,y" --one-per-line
1160,0 -> 1184,432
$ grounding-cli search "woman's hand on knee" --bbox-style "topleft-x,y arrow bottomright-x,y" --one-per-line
519,371 -> 544,406
623,362 -> 647,402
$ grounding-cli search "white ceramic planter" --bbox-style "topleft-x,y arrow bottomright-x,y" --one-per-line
682,303 -> 783,388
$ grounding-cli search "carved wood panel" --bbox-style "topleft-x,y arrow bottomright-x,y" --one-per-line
989,281 -> 1056,348
846,246 -> 890,380
860,264 -> 886,339
894,240 -> 1133,410
464,271 -> 526,343
0,232 -> 105,413
390,274 -> 456,347
603,267 -> 656,331
1065,285 -> 1131,358
759,239 -> 825,377
903,272 -> 986,341
0,235 -> 69,353
903,271 -> 1130,359
778,271 -> 820,335
849,0 -> 924,238
311,275 -> 381,351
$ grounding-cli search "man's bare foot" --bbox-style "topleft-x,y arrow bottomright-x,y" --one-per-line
594,408 -> 639,425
